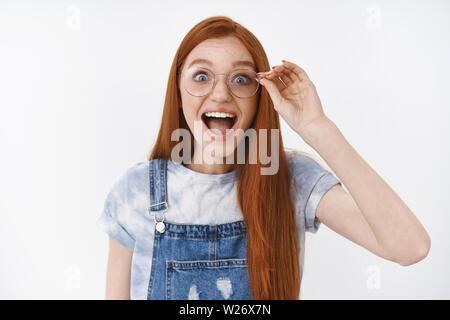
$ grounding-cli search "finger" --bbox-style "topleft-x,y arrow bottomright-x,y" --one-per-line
267,70 -> 288,92
264,71 -> 288,92
281,60 -> 311,82
269,68 -> 292,88
272,65 -> 296,86
278,77 -> 289,88
272,66 -> 298,87
258,77 -> 283,105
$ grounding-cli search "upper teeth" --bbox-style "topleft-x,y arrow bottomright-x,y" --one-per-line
204,112 -> 235,118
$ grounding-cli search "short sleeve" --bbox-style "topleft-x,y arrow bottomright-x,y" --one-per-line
96,167 -> 139,252
287,148 -> 341,234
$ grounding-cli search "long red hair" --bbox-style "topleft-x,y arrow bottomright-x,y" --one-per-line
149,16 -> 300,299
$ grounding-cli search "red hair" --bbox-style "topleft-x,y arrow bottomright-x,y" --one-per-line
149,16 -> 300,299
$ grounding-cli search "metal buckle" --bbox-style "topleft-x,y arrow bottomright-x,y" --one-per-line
148,204 -> 168,234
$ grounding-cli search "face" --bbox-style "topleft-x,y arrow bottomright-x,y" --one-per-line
178,36 -> 259,162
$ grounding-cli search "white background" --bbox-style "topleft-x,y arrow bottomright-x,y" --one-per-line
0,0 -> 448,299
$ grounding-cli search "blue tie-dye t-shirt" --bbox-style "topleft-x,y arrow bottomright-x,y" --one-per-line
96,147 -> 341,299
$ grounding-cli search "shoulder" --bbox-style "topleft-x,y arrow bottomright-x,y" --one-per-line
284,147 -> 341,233
109,161 -> 149,195
284,147 -> 329,179
103,160 -> 149,218
284,147 -> 338,189
97,160 -> 150,251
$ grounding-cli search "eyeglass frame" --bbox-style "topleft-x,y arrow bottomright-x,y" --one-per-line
176,66 -> 263,99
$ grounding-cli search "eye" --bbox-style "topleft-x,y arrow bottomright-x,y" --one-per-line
193,72 -> 209,82
231,73 -> 251,85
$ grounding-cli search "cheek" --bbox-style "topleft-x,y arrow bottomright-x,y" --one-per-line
180,95 -> 199,123
180,96 -> 205,141
240,100 -> 258,127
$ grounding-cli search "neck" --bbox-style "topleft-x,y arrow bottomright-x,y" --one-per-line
183,146 -> 236,174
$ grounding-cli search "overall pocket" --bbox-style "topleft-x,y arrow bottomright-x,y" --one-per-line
166,258 -> 251,300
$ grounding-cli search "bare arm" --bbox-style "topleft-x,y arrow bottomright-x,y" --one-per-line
105,237 -> 133,299
303,117 -> 431,266
259,60 -> 430,266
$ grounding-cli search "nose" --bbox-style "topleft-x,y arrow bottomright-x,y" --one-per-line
210,74 -> 232,101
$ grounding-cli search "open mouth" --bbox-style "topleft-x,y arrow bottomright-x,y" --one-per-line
201,111 -> 238,137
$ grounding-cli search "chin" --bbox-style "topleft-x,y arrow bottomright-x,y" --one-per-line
195,136 -> 238,163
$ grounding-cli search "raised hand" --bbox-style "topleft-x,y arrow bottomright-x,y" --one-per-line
257,60 -> 328,136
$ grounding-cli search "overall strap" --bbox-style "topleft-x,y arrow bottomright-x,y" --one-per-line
148,158 -> 168,214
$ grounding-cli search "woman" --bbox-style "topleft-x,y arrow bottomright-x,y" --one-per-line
97,16 -> 430,300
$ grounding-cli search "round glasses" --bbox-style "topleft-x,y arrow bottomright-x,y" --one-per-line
179,67 -> 261,98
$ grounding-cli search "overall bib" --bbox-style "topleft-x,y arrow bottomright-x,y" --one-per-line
146,158 -> 253,300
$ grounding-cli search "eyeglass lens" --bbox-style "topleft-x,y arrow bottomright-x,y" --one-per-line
182,67 -> 259,98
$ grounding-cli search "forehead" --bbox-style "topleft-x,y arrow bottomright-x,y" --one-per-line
184,36 -> 255,70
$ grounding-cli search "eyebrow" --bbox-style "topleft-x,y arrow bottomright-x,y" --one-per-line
187,58 -> 256,70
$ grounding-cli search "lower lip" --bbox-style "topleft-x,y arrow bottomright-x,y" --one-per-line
202,118 -> 237,141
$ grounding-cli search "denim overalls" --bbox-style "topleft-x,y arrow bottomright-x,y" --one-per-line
146,158 -> 252,300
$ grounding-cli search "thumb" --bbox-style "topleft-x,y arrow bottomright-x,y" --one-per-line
259,78 -> 283,106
